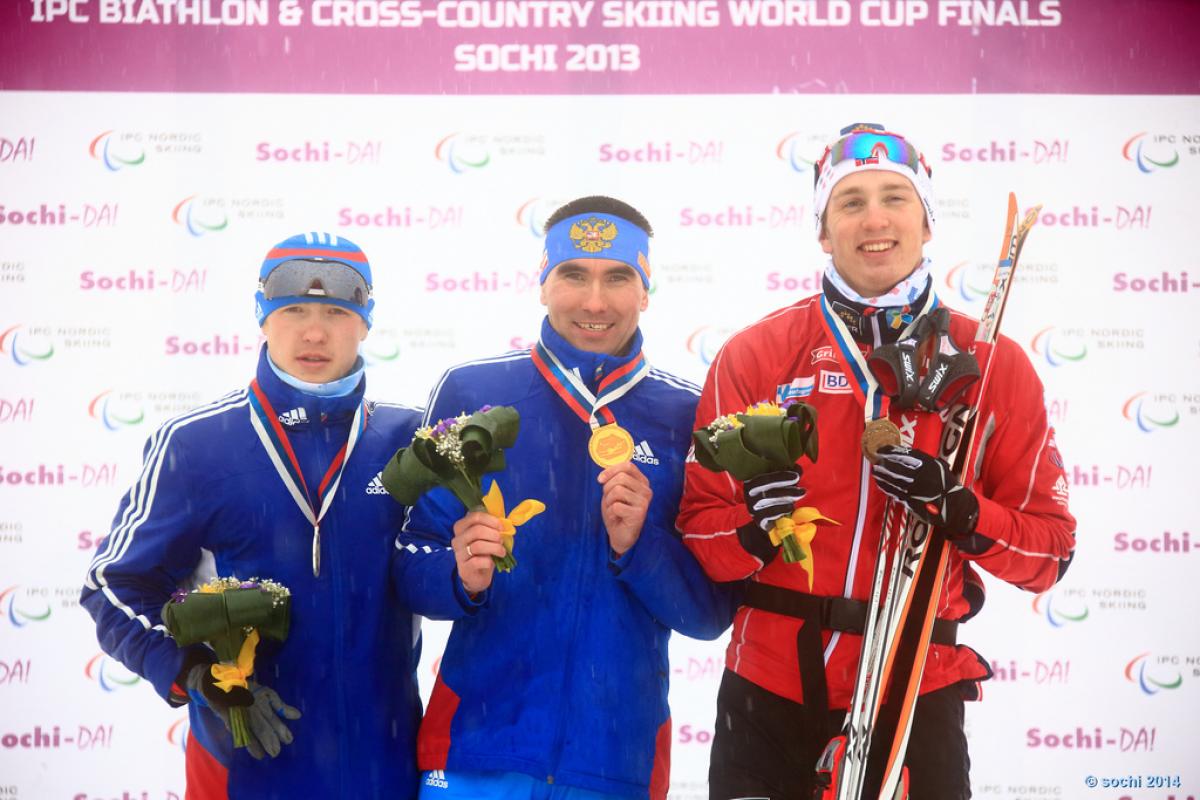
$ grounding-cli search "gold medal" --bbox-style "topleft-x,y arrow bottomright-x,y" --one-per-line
588,424 -> 635,467
861,418 -> 902,464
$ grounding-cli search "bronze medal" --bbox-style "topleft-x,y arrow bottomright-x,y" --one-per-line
588,424 -> 635,467
861,418 -> 902,463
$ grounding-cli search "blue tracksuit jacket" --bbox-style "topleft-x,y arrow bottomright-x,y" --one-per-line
395,319 -> 737,799
81,346 -> 423,799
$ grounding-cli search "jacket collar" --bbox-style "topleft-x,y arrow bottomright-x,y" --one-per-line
254,345 -> 365,428
539,316 -> 644,392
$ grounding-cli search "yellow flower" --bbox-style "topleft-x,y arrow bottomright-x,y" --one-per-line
482,481 -> 546,553
742,401 -> 785,417
768,507 -> 839,590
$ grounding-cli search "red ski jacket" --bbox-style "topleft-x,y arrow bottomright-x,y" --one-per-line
677,293 -> 1076,708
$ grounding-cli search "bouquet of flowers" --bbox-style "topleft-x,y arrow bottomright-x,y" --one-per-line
161,577 -> 291,748
382,405 -> 543,572
693,401 -> 837,582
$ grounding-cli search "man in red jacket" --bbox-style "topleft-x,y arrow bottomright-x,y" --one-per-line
677,123 -> 1076,799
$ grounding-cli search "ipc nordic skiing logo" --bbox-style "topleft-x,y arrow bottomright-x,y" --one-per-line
775,131 -> 823,174
171,194 -> 229,237
1121,392 -> 1179,433
362,332 -> 401,367
84,653 -> 141,692
1032,590 -> 1088,628
943,261 -> 990,305
686,326 -> 734,366
516,197 -> 566,238
1124,652 -> 1183,695
435,133 -> 491,174
0,325 -> 55,366
1029,327 -> 1088,367
1122,132 -> 1180,174
166,717 -> 189,753
88,390 -> 146,431
0,586 -> 52,628
88,130 -> 145,172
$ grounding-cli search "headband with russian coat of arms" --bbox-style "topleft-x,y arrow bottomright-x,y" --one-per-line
540,212 -> 651,288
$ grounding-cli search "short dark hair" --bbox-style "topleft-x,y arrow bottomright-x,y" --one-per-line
543,196 -> 654,237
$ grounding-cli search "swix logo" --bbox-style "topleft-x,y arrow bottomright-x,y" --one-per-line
362,331 -> 400,366
171,194 -> 228,237
435,132 -> 491,173
256,140 -> 381,164
679,205 -> 804,228
775,131 -> 825,174
0,136 -> 35,162
0,324 -> 55,365
0,586 -> 52,627
686,326 -> 734,366
1025,725 -> 1156,751
818,370 -> 851,394
515,197 -> 565,238
424,270 -> 539,293
1032,590 -> 1089,627
1114,530 -> 1194,554
166,718 -> 189,754
1122,132 -> 1181,174
84,653 -> 141,692
365,472 -> 388,495
89,390 -> 146,431
424,769 -> 450,789
1125,652 -> 1185,695
1035,205 -> 1151,229
598,140 -> 724,165
1113,270 -> 1197,293
940,139 -> 1069,164
0,202 -> 117,226
1122,392 -> 1180,432
89,130 -> 145,171
277,407 -> 308,427
338,206 -> 463,229
632,440 -> 660,466
1029,326 -> 1088,367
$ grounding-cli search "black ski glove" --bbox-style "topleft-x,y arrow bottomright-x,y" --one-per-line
871,445 -> 979,537
185,664 -> 301,759
737,469 -> 805,564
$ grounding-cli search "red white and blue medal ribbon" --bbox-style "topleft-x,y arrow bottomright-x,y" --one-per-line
247,379 -> 367,577
530,339 -> 649,430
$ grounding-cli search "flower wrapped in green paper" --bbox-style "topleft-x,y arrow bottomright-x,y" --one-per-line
382,405 -> 544,572
692,401 -> 838,580
161,577 -> 291,749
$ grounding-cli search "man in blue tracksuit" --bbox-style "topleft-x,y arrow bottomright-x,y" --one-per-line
81,232 -> 423,799
395,197 -> 737,800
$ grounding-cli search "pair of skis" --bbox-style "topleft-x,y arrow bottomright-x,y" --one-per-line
816,194 -> 1042,800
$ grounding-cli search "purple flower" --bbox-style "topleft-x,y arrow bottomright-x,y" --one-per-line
479,404 -> 493,413
240,581 -> 259,589
170,588 -> 189,604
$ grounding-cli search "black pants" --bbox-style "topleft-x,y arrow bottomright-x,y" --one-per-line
708,670 -> 971,800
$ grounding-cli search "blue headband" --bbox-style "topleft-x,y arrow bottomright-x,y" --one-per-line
540,213 -> 651,288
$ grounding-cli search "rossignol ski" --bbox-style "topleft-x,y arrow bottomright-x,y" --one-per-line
815,193 -> 1042,800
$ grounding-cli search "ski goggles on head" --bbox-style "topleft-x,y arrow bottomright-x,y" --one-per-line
259,258 -> 372,306
813,128 -> 931,189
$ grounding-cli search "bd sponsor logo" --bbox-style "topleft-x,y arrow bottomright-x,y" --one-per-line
819,370 -> 851,394
1034,205 -> 1151,229
0,202 -> 118,227
1114,530 -> 1194,555
84,653 -> 141,692
165,334 -> 258,357
679,204 -> 804,228
1112,270 -> 1197,293
989,658 -> 1070,685
598,140 -> 723,165
424,269 -> 539,293
0,397 -> 35,424
0,658 -> 31,684
0,724 -> 113,750
0,136 -> 35,162
765,269 -> 822,293
1025,725 -> 1156,751
339,206 -> 463,229
80,269 -> 207,294
941,139 -> 1069,164
1125,652 -> 1194,695
0,463 -> 119,488
255,140 -> 381,164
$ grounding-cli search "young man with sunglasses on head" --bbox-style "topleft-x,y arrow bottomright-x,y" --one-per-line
677,124 -> 1077,799
395,196 -> 736,800
82,232 -> 424,799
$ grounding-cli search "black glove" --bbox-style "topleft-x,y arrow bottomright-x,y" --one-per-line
737,469 -> 806,565
871,445 -> 979,536
185,664 -> 301,759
